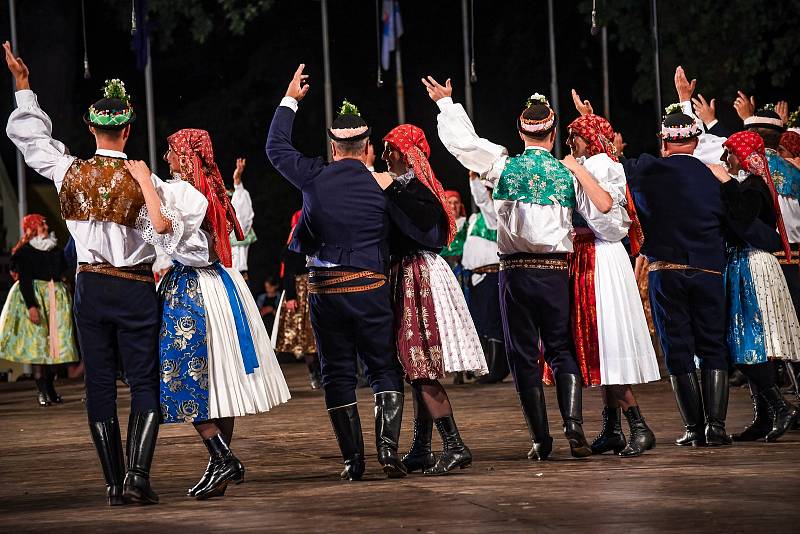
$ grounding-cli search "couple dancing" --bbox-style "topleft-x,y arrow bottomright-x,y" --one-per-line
4,42 -> 289,505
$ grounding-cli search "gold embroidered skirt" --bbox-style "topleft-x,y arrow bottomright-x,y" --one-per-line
271,274 -> 317,357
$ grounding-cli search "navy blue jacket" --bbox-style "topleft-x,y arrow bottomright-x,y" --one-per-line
625,153 -> 728,272
266,105 -> 392,273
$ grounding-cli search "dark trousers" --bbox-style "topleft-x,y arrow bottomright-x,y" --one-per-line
499,262 -> 580,392
648,269 -> 729,375
74,273 -> 160,422
469,271 -> 503,341
310,281 -> 403,408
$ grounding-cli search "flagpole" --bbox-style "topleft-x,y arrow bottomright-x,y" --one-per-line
601,26 -> 610,120
321,0 -> 333,160
144,36 -> 157,171
460,0 -> 473,118
547,0 -> 561,157
650,0 -> 662,137
394,36 -> 405,124
8,0 -> 25,234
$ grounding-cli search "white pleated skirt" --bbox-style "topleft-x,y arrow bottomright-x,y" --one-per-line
195,267 -> 291,419
422,252 -> 488,375
594,240 -> 661,385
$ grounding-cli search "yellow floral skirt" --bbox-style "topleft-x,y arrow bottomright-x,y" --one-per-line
271,274 -> 317,358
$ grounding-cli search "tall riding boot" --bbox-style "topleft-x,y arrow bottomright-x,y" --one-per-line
555,374 -> 592,458
35,377 -> 50,407
328,403 -> 365,481
730,390 -> 771,442
619,406 -> 656,457
785,362 -> 800,429
761,386 -> 799,442
424,416 -> 472,475
123,410 -> 160,504
89,417 -> 126,506
701,369 -> 732,446
374,391 -> 407,478
402,417 -> 435,473
591,406 -> 626,455
518,386 -> 553,460
669,373 -> 706,446
477,338 -> 509,384
193,434 -> 245,500
45,369 -> 63,404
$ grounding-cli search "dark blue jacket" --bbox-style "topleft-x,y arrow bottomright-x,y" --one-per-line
625,153 -> 728,272
267,105 -> 392,273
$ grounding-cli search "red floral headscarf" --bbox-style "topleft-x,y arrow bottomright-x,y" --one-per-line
568,114 -> 644,256
383,124 -> 457,244
724,131 -> 792,259
12,213 -> 47,255
443,190 -> 467,218
780,131 -> 800,158
167,128 -> 244,268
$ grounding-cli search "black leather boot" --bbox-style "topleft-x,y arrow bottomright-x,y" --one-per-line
402,417 -> 435,473
123,410 -> 160,504
187,456 -> 221,497
669,373 -> 706,446
194,434 -> 245,500
761,386 -> 799,442
423,416 -> 472,475
590,406 -> 626,455
35,377 -> 50,407
555,374 -> 592,458
89,417 -> 126,506
701,369 -> 732,446
45,371 -> 63,404
328,403 -> 365,480
619,406 -> 656,457
374,392 -> 407,478
518,386 -> 553,460
477,338 -> 510,384
730,393 -> 771,442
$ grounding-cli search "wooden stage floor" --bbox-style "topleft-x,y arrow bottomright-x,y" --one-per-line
1,363 -> 798,533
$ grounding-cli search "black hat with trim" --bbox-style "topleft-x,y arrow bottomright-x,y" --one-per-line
327,100 -> 371,142
83,79 -> 136,130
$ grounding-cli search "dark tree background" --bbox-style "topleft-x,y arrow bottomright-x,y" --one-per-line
1,0 -> 798,289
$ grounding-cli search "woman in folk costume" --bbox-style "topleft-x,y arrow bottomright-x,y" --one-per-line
707,131 -> 799,442
381,124 -> 487,475
125,128 -> 290,500
271,209 -> 320,389
565,111 -> 660,457
0,214 -> 79,405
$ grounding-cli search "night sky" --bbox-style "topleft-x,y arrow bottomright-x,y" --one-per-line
1,0 -> 797,287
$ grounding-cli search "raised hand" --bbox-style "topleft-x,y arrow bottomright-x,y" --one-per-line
28,306 -> 40,325
613,132 -> 626,156
286,64 -> 310,101
674,66 -> 696,102
734,91 -> 756,121
233,157 -> 246,185
421,76 -> 452,102
776,100 -> 789,125
692,94 -> 716,125
124,160 -> 153,184
3,41 -> 30,90
469,170 -> 480,181
571,89 -> 594,116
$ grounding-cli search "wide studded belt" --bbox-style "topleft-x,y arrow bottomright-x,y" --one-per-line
77,262 -> 154,283
499,257 -> 568,271
648,260 -> 721,276
472,264 -> 500,274
308,269 -> 387,294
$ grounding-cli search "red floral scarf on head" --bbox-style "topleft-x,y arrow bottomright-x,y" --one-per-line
279,209 -> 303,278
12,213 -> 47,255
167,128 -> 244,268
568,114 -> 644,256
383,124 -> 457,244
724,131 -> 792,259
780,131 -> 800,158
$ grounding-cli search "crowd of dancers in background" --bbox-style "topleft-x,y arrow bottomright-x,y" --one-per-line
1,38 -> 800,506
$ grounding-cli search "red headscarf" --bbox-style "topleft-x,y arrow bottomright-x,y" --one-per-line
279,209 -> 303,278
383,124 -> 458,244
167,129 -> 244,268
780,131 -> 800,158
568,114 -> 644,256
12,214 -> 46,255
724,131 -> 792,259
443,190 -> 467,218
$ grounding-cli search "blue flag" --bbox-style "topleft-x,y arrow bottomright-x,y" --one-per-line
381,0 -> 403,71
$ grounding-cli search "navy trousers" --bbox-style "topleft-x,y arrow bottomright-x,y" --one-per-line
309,272 -> 403,408
469,271 -> 504,342
648,269 -> 729,375
74,272 -> 160,422
499,260 -> 580,392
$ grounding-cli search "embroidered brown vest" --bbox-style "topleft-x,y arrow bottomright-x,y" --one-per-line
59,155 -> 145,228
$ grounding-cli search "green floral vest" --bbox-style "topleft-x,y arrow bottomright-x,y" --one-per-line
440,219 -> 467,257
469,213 -> 497,242
492,148 -> 575,207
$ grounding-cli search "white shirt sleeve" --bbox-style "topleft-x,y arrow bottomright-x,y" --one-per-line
230,182 -> 255,235
6,90 -> 75,189
680,100 -> 726,165
279,96 -> 299,112
574,154 -> 630,242
436,97 -> 509,185
469,177 -> 498,229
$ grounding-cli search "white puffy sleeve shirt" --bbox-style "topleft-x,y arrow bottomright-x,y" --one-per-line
576,153 -> 631,243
